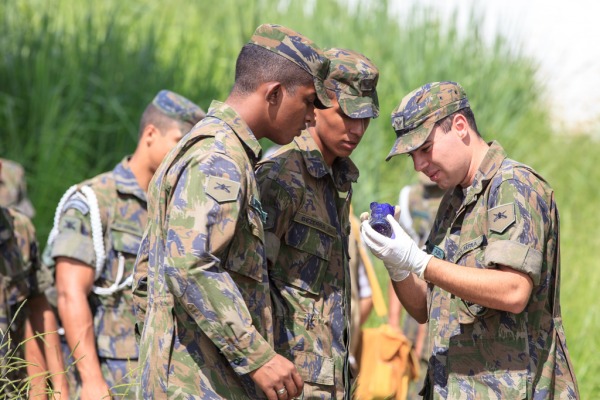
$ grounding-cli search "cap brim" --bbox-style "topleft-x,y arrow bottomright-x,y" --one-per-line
314,78 -> 332,109
385,124 -> 432,161
339,95 -> 379,119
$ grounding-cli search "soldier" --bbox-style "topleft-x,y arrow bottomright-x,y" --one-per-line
0,158 -> 35,218
361,81 -> 580,398
132,24 -> 331,400
1,205 -> 66,398
388,172 -> 444,398
256,48 -> 379,398
48,90 -> 204,399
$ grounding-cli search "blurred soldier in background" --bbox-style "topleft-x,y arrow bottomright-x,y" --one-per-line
1,205 -> 67,397
256,48 -> 379,399
361,81 -> 579,399
388,172 -> 444,398
133,24 -> 331,400
46,90 -> 204,399
0,158 -> 35,218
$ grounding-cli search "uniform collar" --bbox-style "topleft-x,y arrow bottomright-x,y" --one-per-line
207,101 -> 263,163
113,157 -> 147,202
294,130 -> 359,191
461,140 -> 507,206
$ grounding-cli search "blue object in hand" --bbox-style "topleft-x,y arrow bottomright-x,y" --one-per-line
369,202 -> 395,238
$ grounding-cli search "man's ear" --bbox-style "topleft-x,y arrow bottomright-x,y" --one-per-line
452,113 -> 469,139
141,124 -> 159,145
264,82 -> 283,105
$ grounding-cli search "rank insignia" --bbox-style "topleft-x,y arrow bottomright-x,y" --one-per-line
488,203 -> 515,234
206,176 -> 240,203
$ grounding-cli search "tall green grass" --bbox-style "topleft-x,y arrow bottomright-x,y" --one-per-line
1,0 -> 598,396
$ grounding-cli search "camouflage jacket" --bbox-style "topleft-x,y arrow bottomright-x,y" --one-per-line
50,157 -> 145,360
424,141 -> 579,399
0,158 -> 35,218
133,101 -> 276,399
256,131 -> 358,399
1,207 -> 49,361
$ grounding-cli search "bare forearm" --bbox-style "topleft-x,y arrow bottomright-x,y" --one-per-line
57,292 -> 102,383
387,281 -> 402,327
424,258 -> 532,313
390,275 -> 428,323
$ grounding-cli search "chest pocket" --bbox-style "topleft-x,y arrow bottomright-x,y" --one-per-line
224,205 -> 266,283
272,212 -> 334,295
111,220 -> 143,257
452,234 -> 500,324
104,220 -> 143,286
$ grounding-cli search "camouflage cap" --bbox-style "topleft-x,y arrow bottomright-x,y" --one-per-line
324,48 -> 379,119
386,81 -> 470,160
248,23 -> 331,109
152,90 -> 206,125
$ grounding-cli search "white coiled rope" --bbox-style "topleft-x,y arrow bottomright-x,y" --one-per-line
48,185 -> 130,295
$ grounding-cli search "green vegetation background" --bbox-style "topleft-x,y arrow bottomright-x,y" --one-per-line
1,0 -> 597,396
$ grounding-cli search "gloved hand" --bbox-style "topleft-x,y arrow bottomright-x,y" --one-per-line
361,214 -> 433,281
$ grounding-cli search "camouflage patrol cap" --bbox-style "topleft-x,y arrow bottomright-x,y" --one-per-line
152,90 -> 206,125
324,48 -> 379,119
386,81 -> 470,160
248,23 -> 332,109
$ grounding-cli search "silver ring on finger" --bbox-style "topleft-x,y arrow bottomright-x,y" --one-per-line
276,387 -> 287,396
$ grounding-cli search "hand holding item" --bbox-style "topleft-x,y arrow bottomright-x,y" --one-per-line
360,215 -> 432,281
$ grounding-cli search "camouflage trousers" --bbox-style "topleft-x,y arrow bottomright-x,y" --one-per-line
62,334 -> 138,399
101,358 -> 139,398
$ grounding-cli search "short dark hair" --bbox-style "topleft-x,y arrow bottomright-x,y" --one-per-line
138,104 -> 190,138
231,44 -> 314,96
434,107 -> 480,136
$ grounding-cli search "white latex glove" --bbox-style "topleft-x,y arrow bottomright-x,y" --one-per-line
361,214 -> 433,281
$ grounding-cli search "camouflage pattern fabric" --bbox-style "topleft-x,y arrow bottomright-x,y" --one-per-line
387,81 -> 470,160
249,23 -> 331,109
133,101 -> 276,399
1,207 -> 46,390
50,158 -> 146,374
256,130 -> 359,399
0,158 -> 35,218
152,90 -> 206,125
323,48 -> 379,119
422,141 -> 579,399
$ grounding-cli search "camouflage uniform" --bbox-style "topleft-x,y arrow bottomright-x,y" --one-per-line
133,24 -> 331,399
48,90 -> 203,398
386,82 -> 579,399
1,207 -> 51,392
0,158 -> 35,218
50,158 -> 146,394
256,48 -> 379,399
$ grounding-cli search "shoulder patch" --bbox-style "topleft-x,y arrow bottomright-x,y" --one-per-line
59,215 -> 82,233
488,203 -> 515,234
63,192 -> 90,215
205,176 -> 240,203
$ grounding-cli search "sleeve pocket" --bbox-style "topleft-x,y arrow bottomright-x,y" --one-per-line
292,350 -> 334,386
223,207 -> 266,282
